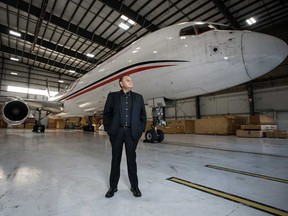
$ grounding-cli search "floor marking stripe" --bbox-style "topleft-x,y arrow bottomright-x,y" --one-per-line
205,165 -> 288,184
167,177 -> 288,216
160,141 -> 288,158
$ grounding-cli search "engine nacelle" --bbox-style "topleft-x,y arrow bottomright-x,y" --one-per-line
2,99 -> 30,125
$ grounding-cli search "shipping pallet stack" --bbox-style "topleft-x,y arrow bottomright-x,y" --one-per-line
236,115 -> 288,138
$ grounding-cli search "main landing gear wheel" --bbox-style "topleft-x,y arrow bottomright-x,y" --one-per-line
145,129 -> 164,143
32,124 -> 45,133
32,109 -> 47,133
83,125 -> 95,132
82,116 -> 95,132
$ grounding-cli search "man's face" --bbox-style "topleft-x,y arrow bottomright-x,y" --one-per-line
120,76 -> 133,90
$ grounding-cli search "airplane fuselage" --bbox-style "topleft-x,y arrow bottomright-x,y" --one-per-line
48,21 -> 288,117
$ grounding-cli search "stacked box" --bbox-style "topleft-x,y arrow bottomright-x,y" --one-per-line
194,116 -> 248,135
236,129 -> 265,138
266,130 -> 288,138
249,115 -> 275,125
146,120 -> 195,134
241,124 -> 277,130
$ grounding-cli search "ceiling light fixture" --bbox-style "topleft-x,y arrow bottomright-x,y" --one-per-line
9,30 -> 21,37
11,72 -> 18,75
246,17 -> 256,25
86,53 -> 95,58
58,80 -> 64,83
69,70 -> 75,73
10,57 -> 19,61
121,15 -> 128,21
119,15 -> 136,30
119,23 -> 130,30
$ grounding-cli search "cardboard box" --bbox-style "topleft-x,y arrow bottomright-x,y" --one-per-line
195,116 -> 248,135
146,120 -> 194,134
12,124 -> 25,129
249,115 -> 275,125
241,124 -> 277,130
266,130 -> 275,138
274,130 -> 288,138
0,120 -> 7,128
265,130 -> 288,138
236,129 -> 264,138
48,123 -> 56,129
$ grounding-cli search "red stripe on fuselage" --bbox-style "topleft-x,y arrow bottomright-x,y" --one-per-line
64,64 -> 175,101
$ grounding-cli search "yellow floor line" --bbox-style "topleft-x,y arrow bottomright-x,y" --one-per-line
205,165 -> 288,184
167,177 -> 288,216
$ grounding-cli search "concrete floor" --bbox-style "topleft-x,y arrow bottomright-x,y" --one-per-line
0,129 -> 287,216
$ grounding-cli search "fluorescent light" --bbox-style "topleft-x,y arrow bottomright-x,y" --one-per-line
121,15 -> 128,21
246,17 -> 256,25
119,23 -> 130,30
86,53 -> 95,58
11,72 -> 18,75
128,19 -> 135,25
69,70 -> 75,73
9,30 -> 21,37
58,80 -> 64,83
120,15 -> 135,26
10,57 -> 19,61
7,85 -> 58,96
250,17 -> 256,23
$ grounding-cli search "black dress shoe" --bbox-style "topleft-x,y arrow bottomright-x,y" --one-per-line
105,187 -> 117,198
130,187 -> 142,197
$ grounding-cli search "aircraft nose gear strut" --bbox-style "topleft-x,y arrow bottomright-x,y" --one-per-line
144,107 -> 165,143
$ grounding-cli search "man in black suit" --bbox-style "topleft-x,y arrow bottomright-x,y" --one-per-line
103,75 -> 147,198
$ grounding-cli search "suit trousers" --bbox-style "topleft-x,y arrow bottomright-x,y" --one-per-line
109,127 -> 139,188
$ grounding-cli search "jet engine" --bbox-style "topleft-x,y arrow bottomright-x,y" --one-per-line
2,98 -> 30,125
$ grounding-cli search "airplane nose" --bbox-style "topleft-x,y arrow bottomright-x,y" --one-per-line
241,32 -> 288,79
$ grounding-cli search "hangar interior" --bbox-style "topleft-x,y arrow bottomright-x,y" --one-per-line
0,0 -> 288,133
0,1 -> 288,216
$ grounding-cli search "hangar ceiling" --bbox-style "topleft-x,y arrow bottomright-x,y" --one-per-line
0,0 -> 288,82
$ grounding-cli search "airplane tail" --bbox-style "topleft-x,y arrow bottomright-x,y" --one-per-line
46,79 -> 51,98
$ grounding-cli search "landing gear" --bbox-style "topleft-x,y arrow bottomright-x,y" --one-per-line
32,109 -> 47,133
144,107 -> 166,143
145,129 -> 164,143
33,124 -> 45,133
82,116 -> 95,132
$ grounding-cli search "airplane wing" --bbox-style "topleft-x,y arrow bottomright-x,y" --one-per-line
24,99 -> 63,113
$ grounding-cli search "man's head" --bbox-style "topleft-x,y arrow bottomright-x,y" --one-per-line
119,75 -> 133,92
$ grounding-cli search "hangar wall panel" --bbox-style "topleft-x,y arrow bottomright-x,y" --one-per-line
165,87 -> 288,129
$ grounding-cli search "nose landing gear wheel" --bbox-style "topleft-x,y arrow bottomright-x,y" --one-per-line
145,129 -> 164,143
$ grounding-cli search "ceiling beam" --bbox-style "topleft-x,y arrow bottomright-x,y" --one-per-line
0,24 -> 98,64
0,0 -> 118,50
210,0 -> 240,29
31,0 -> 49,51
1,45 -> 89,75
99,0 -> 159,32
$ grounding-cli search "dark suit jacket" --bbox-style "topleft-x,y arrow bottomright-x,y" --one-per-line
103,90 -> 147,141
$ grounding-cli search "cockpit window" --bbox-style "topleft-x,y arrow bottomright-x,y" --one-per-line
179,26 -> 196,36
179,23 -> 236,37
194,24 -> 215,34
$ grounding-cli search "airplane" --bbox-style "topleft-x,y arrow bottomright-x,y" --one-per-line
1,21 -> 288,142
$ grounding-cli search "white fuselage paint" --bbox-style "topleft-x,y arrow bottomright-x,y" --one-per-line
49,21 -> 288,117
